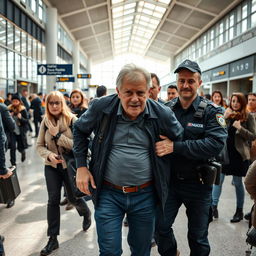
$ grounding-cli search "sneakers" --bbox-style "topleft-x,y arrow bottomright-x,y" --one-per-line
40,236 -> 59,256
212,205 -> 219,219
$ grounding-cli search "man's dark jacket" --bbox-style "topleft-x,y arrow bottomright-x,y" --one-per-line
73,94 -> 183,210
0,103 -> 15,133
30,97 -> 42,120
0,114 -> 7,175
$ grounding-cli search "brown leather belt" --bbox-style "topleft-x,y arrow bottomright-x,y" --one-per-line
103,180 -> 153,193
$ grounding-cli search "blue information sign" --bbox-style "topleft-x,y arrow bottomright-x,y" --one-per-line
37,64 -> 73,75
56,77 -> 75,82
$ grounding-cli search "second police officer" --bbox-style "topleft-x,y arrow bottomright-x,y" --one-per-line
155,59 -> 228,256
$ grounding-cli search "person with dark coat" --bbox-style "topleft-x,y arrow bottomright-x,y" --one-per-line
0,103 -> 15,209
30,94 -> 43,137
155,59 -> 227,256
4,93 -> 12,106
8,94 -> 29,167
74,64 -> 183,256
0,114 -> 13,256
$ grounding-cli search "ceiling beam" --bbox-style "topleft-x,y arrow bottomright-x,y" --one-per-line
107,0 -> 115,60
70,19 -> 109,32
60,2 -> 107,18
166,18 -> 201,32
175,0 -> 243,55
175,2 -> 217,17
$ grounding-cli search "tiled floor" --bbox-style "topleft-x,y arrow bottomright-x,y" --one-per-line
0,137 -> 253,256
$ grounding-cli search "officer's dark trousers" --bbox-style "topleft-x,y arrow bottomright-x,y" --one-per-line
44,164 -> 90,236
155,181 -> 212,256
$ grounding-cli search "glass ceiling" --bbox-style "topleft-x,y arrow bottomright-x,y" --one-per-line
111,0 -> 171,56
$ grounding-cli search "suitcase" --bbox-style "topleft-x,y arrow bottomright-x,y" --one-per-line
0,167 -> 21,204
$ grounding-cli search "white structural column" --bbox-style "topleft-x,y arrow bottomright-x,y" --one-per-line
253,74 -> 256,93
73,41 -> 80,89
45,7 -> 58,93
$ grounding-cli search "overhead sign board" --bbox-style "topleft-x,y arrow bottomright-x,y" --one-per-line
58,89 -> 67,92
77,74 -> 91,79
89,85 -> 98,88
229,56 -> 254,78
56,77 -> 75,82
211,64 -> 229,81
37,64 -> 73,75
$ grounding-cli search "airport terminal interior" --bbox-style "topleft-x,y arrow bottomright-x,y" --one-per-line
1,0 -> 256,255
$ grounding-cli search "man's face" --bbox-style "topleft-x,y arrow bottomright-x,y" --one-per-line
117,75 -> 149,120
177,69 -> 202,101
248,95 -> 256,109
149,77 -> 160,101
22,91 -> 28,97
167,88 -> 178,101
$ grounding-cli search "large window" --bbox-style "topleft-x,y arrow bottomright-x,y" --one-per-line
0,17 -> 6,46
7,23 -> 14,49
251,0 -> 256,27
175,0 -> 256,64
0,47 -> 7,78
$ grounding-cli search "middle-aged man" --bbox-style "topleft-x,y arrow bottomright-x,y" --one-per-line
155,59 -> 227,256
167,85 -> 178,101
150,73 -> 165,104
73,64 -> 183,256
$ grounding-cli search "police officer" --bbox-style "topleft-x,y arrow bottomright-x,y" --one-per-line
155,59 -> 227,256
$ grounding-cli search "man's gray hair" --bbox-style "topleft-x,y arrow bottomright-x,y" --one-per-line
116,64 -> 152,89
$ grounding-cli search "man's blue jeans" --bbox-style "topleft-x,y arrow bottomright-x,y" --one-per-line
155,182 -> 212,256
95,185 -> 157,256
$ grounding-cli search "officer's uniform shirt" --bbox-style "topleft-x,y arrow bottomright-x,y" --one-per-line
166,95 -> 227,182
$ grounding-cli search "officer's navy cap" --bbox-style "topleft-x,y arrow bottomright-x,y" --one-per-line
174,59 -> 201,75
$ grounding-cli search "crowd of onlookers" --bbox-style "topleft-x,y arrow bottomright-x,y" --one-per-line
1,77 -> 256,255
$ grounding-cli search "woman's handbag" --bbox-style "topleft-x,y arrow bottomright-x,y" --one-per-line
62,151 -> 91,200
246,227 -> 256,247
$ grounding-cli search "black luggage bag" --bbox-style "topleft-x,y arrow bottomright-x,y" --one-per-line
0,167 -> 21,204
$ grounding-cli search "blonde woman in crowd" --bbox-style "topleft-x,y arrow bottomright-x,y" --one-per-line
36,91 -> 91,256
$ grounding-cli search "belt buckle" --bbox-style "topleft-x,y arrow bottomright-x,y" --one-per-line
122,186 -> 129,193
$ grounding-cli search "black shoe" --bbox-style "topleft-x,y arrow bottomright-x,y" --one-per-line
123,216 -> 129,227
230,208 -> 243,223
0,235 -> 4,242
59,198 -> 68,206
40,236 -> 59,256
83,211 -> 92,232
6,200 -> 15,208
212,205 -> 219,219
21,151 -> 26,162
244,211 -> 251,221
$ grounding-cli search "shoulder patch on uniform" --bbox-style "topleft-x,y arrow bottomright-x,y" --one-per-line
216,113 -> 226,128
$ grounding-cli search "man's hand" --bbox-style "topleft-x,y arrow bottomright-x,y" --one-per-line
0,168 -> 13,179
76,167 -> 96,195
155,135 -> 174,157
